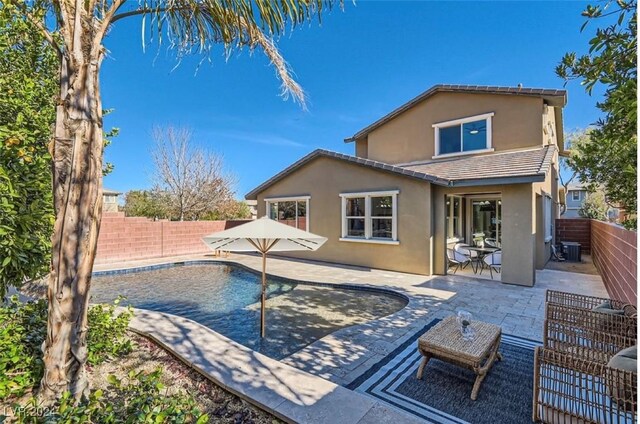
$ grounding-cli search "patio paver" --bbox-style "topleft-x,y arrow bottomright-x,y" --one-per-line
128,306 -> 419,424
96,253 -> 607,391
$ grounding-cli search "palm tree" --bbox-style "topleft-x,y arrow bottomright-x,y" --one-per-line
13,0 -> 336,402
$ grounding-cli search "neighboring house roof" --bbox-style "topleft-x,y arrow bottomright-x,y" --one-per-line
566,184 -> 587,191
103,188 -> 122,195
344,84 -> 567,143
245,146 -> 556,199
401,146 -> 556,187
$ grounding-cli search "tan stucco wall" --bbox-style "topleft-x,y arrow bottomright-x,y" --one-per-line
364,92 -> 545,164
355,139 -> 368,158
533,150 -> 559,269
432,183 -> 537,287
255,156 -> 432,275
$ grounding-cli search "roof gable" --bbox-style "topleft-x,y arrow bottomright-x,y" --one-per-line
345,84 -> 567,143
245,149 -> 444,200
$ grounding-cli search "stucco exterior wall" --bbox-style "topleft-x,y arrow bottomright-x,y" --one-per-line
364,93 -> 545,164
431,183 -> 537,286
532,153 -> 559,269
255,156 -> 432,275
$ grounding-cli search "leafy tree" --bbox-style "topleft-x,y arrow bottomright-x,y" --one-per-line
123,190 -> 170,219
558,129 -> 590,215
10,0 -> 336,401
201,199 -> 252,220
557,0 -> 637,229
578,190 -> 609,220
0,3 -> 56,299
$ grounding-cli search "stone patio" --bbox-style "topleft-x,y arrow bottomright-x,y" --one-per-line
95,253 -> 607,387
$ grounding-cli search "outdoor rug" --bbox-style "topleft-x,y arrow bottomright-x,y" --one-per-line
347,319 -> 540,424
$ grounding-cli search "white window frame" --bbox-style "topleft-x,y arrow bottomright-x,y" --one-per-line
264,196 -> 310,230
339,190 -> 399,245
432,112 -> 495,159
446,195 -> 464,243
544,194 -> 553,243
571,191 -> 581,201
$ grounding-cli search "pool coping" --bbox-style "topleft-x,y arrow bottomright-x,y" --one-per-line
128,307 -> 423,424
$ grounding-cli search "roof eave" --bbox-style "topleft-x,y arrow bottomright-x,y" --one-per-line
447,174 -> 547,187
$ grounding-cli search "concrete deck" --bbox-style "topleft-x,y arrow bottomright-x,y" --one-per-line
96,253 -> 607,422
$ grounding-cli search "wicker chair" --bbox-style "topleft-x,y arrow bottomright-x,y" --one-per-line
543,310 -> 636,363
546,290 -> 637,317
533,291 -> 638,423
545,302 -> 637,340
533,347 -> 637,424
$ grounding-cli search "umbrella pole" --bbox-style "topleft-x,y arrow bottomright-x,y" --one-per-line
260,250 -> 266,338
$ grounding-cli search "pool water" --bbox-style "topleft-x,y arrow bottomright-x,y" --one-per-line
91,263 -> 407,360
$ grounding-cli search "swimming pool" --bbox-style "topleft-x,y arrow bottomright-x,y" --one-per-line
91,262 -> 407,360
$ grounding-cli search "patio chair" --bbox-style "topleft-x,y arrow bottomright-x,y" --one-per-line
454,243 -> 480,272
479,251 -> 501,279
447,248 -> 471,274
546,290 -> 637,318
533,347 -> 637,424
543,305 -> 636,362
545,301 -> 637,340
485,237 -> 500,248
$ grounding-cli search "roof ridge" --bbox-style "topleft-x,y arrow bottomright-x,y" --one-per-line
345,84 -> 567,143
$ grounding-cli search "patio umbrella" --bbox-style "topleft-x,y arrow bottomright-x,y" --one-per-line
202,216 -> 327,337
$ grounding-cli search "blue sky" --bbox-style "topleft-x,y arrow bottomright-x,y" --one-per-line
101,1 -> 603,198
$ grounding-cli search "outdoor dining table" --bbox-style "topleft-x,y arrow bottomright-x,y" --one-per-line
464,246 -> 500,274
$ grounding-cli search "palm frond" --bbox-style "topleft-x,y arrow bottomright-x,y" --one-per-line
111,0 -> 339,106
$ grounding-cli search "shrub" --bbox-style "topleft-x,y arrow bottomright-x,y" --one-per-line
12,368 -> 209,423
86,297 -> 133,365
0,297 -> 134,401
0,297 -> 47,399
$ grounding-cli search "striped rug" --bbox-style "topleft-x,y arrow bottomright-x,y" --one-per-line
347,319 -> 540,424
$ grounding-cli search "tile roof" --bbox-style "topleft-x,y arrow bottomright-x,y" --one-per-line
245,149 -> 446,199
245,146 -> 556,199
345,84 -> 567,142
401,145 -> 556,186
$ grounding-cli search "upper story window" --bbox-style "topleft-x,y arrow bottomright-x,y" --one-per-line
433,112 -> 494,158
266,196 -> 309,230
571,191 -> 581,201
340,190 -> 399,245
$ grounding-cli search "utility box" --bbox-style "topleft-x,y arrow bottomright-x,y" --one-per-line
562,242 -> 582,262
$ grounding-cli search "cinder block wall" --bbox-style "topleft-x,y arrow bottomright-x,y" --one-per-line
591,220 -> 637,306
95,212 -> 250,264
555,218 -> 591,254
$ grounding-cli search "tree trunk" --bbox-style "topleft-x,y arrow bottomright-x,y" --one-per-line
40,45 -> 105,402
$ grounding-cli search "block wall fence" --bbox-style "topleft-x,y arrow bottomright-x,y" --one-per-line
95,212 -> 250,264
556,218 -> 637,306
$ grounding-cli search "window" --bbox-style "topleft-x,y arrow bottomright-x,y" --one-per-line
571,191 -> 581,201
340,191 -> 398,244
445,196 -> 464,241
265,196 -> 309,230
433,112 -> 494,158
544,195 -> 553,242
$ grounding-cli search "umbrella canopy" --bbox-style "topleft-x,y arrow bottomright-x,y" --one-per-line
202,216 -> 327,337
202,216 -> 327,252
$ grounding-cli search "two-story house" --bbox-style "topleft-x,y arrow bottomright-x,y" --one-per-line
245,85 -> 565,286
563,184 -> 587,218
